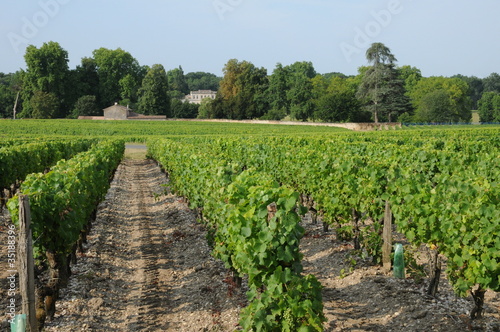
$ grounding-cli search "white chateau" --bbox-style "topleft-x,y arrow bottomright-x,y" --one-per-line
184,90 -> 217,104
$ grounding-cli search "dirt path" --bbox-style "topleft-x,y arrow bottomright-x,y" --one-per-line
41,156 -> 245,331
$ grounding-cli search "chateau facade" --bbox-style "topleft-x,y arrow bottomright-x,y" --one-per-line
184,90 -> 217,104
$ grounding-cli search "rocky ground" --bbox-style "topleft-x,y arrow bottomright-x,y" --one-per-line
300,222 -> 500,331
0,147 -> 498,331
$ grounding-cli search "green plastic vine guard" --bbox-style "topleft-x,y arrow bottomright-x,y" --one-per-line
393,243 -> 405,278
10,314 -> 26,332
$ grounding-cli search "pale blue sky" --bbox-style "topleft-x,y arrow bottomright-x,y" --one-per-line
1,0 -> 499,78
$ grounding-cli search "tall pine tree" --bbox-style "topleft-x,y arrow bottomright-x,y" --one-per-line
356,43 -> 410,123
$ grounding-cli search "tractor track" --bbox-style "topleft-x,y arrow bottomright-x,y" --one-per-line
121,159 -> 170,330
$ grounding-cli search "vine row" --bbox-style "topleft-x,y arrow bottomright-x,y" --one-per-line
148,139 -> 326,331
7,140 -> 124,327
0,139 -> 96,207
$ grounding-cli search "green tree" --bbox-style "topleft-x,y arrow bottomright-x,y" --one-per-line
0,72 -> 23,118
197,98 -> 213,119
264,61 -> 317,121
21,41 -> 69,118
478,91 -> 500,122
313,76 -> 366,122
215,59 -> 268,119
267,63 -> 290,116
57,57 -> 101,116
170,99 -> 199,118
399,65 -> 422,95
259,107 -> 287,120
366,42 -> 396,65
204,95 -> 226,119
323,72 -> 349,80
137,64 -> 170,116
351,66 -> 369,89
409,77 -> 472,123
30,91 -> 59,119
356,43 -> 410,123
92,48 -> 143,107
74,57 -> 100,98
453,74 -> 484,110
167,66 -> 189,99
119,73 -> 140,107
384,67 -> 412,122
310,74 -> 329,100
70,95 -> 100,118
286,61 -> 316,121
219,59 -> 245,100
415,89 -> 453,123
314,90 -> 359,122
185,72 -> 221,91
483,73 -> 500,93
490,94 -> 500,122
0,82 -> 13,118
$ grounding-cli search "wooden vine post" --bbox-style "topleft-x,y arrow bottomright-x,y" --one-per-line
382,201 -> 392,273
18,195 -> 38,332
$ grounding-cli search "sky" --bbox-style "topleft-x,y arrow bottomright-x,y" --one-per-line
1,0 -> 499,78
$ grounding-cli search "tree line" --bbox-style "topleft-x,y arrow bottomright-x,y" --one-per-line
1,41 -> 499,123
0,41 -> 220,119
204,43 -> 500,123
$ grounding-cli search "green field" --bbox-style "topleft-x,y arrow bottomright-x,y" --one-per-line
0,119 -> 349,140
2,119 -> 499,141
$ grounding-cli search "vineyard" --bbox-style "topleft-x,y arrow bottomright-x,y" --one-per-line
0,120 -> 499,331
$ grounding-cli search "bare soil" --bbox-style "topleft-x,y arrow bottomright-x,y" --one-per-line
1,149 -> 498,331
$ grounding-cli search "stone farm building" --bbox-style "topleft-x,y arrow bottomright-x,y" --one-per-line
78,103 -> 167,120
183,90 -> 217,104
